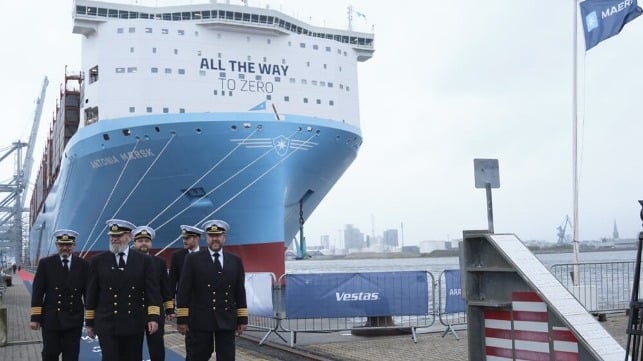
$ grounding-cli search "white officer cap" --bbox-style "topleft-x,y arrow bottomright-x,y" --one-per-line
132,226 -> 155,240
53,229 -> 79,244
201,220 -> 229,235
180,225 -> 203,237
105,219 -> 136,235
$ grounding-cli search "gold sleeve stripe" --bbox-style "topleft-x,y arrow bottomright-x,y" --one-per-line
237,308 -> 248,317
31,307 -> 42,315
148,306 -> 161,315
85,310 -> 95,319
176,308 -> 189,317
164,300 -> 174,309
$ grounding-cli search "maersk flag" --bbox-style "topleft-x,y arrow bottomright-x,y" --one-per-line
580,0 -> 642,50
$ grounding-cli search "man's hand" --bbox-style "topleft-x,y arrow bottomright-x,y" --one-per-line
30,321 -> 40,331
236,323 -> 247,336
177,324 -> 189,335
86,326 -> 95,339
147,321 -> 159,335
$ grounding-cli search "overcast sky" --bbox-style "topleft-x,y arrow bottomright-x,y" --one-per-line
1,0 -> 642,247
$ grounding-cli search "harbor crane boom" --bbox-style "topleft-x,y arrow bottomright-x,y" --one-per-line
557,214 -> 572,245
21,76 -> 49,209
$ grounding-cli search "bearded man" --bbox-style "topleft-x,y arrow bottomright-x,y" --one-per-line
85,219 -> 161,361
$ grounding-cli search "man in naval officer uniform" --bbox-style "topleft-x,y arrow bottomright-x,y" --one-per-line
176,220 -> 248,361
168,224 -> 202,359
85,219 -> 162,361
30,229 -> 89,361
132,225 -> 174,361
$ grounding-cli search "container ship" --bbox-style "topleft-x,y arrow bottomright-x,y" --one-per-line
29,0 -> 374,277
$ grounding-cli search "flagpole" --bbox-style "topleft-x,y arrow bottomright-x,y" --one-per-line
572,0 -> 580,286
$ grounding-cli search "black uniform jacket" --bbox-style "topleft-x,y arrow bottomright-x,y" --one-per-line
168,248 -> 189,299
30,254 -> 89,330
85,250 -> 161,335
151,254 -> 174,316
176,250 -> 248,331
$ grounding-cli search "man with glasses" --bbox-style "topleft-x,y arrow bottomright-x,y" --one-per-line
30,229 -> 89,361
85,219 -> 161,361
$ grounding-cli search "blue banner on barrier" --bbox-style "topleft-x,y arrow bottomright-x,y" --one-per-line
285,271 -> 428,318
444,269 -> 465,313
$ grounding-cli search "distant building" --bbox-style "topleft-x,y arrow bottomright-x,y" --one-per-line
383,229 -> 399,248
320,235 -> 330,249
344,224 -> 365,250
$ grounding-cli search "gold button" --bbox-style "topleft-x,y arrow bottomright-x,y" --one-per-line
114,294 -> 118,298
213,307 -> 216,310
132,286 -> 135,289
114,311 -> 118,315
114,302 -> 118,306
57,308 -> 60,311
58,301 -> 61,304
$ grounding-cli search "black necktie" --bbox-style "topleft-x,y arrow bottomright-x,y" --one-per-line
213,253 -> 222,273
118,252 -> 126,268
62,258 -> 69,273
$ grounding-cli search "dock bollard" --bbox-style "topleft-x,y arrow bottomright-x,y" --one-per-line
0,306 -> 7,346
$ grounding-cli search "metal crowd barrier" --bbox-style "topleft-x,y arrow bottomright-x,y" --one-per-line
436,270 -> 467,340
550,261 -> 636,313
246,271 -> 451,346
246,261 -> 637,347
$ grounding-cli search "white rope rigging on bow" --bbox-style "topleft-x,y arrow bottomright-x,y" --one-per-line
111,133 -> 176,221
146,128 -> 258,227
79,139 -> 141,258
154,131 -> 317,256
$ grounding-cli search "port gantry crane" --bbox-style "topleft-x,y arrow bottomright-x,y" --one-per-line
0,77 -> 48,267
557,214 -> 572,245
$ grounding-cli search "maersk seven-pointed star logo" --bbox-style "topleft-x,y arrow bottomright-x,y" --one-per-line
272,135 -> 290,157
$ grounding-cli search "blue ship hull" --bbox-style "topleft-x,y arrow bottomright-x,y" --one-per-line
30,112 -> 361,276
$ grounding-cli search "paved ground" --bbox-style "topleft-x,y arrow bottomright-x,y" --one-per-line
0,272 -> 633,360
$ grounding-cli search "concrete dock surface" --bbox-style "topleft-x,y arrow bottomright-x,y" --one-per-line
0,273 -> 632,360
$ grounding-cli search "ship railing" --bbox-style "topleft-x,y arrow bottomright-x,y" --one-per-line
550,261 -> 637,314
246,271 -> 440,347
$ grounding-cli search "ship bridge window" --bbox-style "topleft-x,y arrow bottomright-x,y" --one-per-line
97,8 -> 107,17
140,13 -> 150,19
108,9 -> 118,18
193,11 -> 203,19
89,66 -> 99,84
182,12 -> 190,20
87,7 -> 97,16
